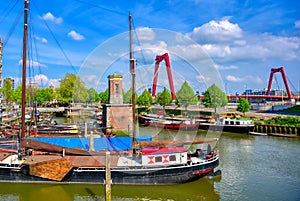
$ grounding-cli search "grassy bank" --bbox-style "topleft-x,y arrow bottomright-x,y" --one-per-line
258,116 -> 300,127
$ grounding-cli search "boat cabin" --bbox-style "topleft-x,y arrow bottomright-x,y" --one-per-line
219,118 -> 253,125
140,147 -> 188,166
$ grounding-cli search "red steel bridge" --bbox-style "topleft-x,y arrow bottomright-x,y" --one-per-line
150,54 -> 298,101
226,67 -> 299,101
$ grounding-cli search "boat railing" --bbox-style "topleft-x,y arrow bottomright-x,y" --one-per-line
74,167 -> 106,172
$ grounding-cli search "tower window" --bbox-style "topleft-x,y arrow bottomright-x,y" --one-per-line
115,83 -> 119,94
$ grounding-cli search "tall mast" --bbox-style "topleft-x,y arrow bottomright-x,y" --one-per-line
0,38 -> 2,104
129,13 -> 137,150
21,0 -> 29,139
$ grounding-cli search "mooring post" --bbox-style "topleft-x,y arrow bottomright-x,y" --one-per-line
89,131 -> 94,151
105,151 -> 111,201
84,122 -> 88,138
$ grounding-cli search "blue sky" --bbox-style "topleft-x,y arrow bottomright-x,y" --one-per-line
0,0 -> 299,95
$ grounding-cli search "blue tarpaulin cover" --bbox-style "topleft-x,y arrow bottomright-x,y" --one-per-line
30,136 -> 152,151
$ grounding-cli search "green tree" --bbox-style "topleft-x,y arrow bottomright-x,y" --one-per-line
176,81 -> 197,109
14,86 -> 22,104
35,88 -> 55,104
137,89 -> 152,106
202,84 -> 228,113
98,89 -> 109,104
236,98 -> 250,116
3,79 -> 14,111
123,88 -> 132,104
87,88 -> 97,103
156,88 -> 172,108
58,73 -> 88,103
123,88 -> 138,104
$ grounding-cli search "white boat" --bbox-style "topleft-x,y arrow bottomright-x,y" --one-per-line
199,118 -> 255,133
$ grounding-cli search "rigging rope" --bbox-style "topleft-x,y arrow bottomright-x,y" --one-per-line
28,14 -> 44,87
132,18 -> 147,66
0,0 -> 18,25
2,5 -> 23,48
73,0 -> 126,16
32,1 -> 77,74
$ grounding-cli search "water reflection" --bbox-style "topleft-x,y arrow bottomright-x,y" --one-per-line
1,125 -> 300,201
0,178 -> 220,201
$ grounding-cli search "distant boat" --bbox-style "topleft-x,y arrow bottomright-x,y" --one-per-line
268,133 -> 298,138
199,118 -> 255,133
36,124 -> 79,135
139,114 -> 199,130
249,132 -> 267,136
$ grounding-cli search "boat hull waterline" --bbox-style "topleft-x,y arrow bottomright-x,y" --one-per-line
0,139 -> 219,185
0,158 -> 218,184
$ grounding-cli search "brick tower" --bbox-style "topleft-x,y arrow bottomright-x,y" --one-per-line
102,74 -> 132,132
108,74 -> 123,104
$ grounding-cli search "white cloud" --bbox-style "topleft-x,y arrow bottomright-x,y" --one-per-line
189,19 -> 243,43
11,74 -> 60,88
214,64 -> 238,70
295,20 -> 300,28
226,75 -> 263,84
187,19 -> 300,63
41,12 -> 63,24
34,74 -> 48,84
226,75 -> 243,82
202,44 -> 232,58
33,74 -> 60,88
197,74 -> 211,82
35,36 -> 48,43
18,60 -> 47,68
41,38 -> 48,43
135,27 -> 156,41
68,30 -> 85,41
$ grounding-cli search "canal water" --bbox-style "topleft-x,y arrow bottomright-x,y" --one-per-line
0,121 -> 300,201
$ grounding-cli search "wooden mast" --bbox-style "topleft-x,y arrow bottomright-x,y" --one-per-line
21,0 -> 29,139
129,13 -> 137,152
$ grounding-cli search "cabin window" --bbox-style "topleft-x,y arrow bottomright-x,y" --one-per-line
169,155 -> 176,161
225,121 -> 229,125
230,121 -> 234,125
155,156 -> 162,163
236,121 -> 240,125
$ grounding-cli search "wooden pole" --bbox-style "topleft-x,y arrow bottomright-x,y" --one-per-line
105,151 -> 111,201
129,13 -> 137,154
89,131 -> 94,151
84,122 -> 87,138
21,0 -> 29,139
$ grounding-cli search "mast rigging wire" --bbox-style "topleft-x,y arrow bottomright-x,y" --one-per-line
73,0 -> 126,16
0,0 -> 18,25
31,1 -> 77,74
2,6 -> 23,48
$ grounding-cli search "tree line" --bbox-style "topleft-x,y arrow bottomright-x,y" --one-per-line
1,73 -> 250,115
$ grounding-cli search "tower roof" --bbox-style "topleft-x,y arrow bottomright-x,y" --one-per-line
108,74 -> 123,79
